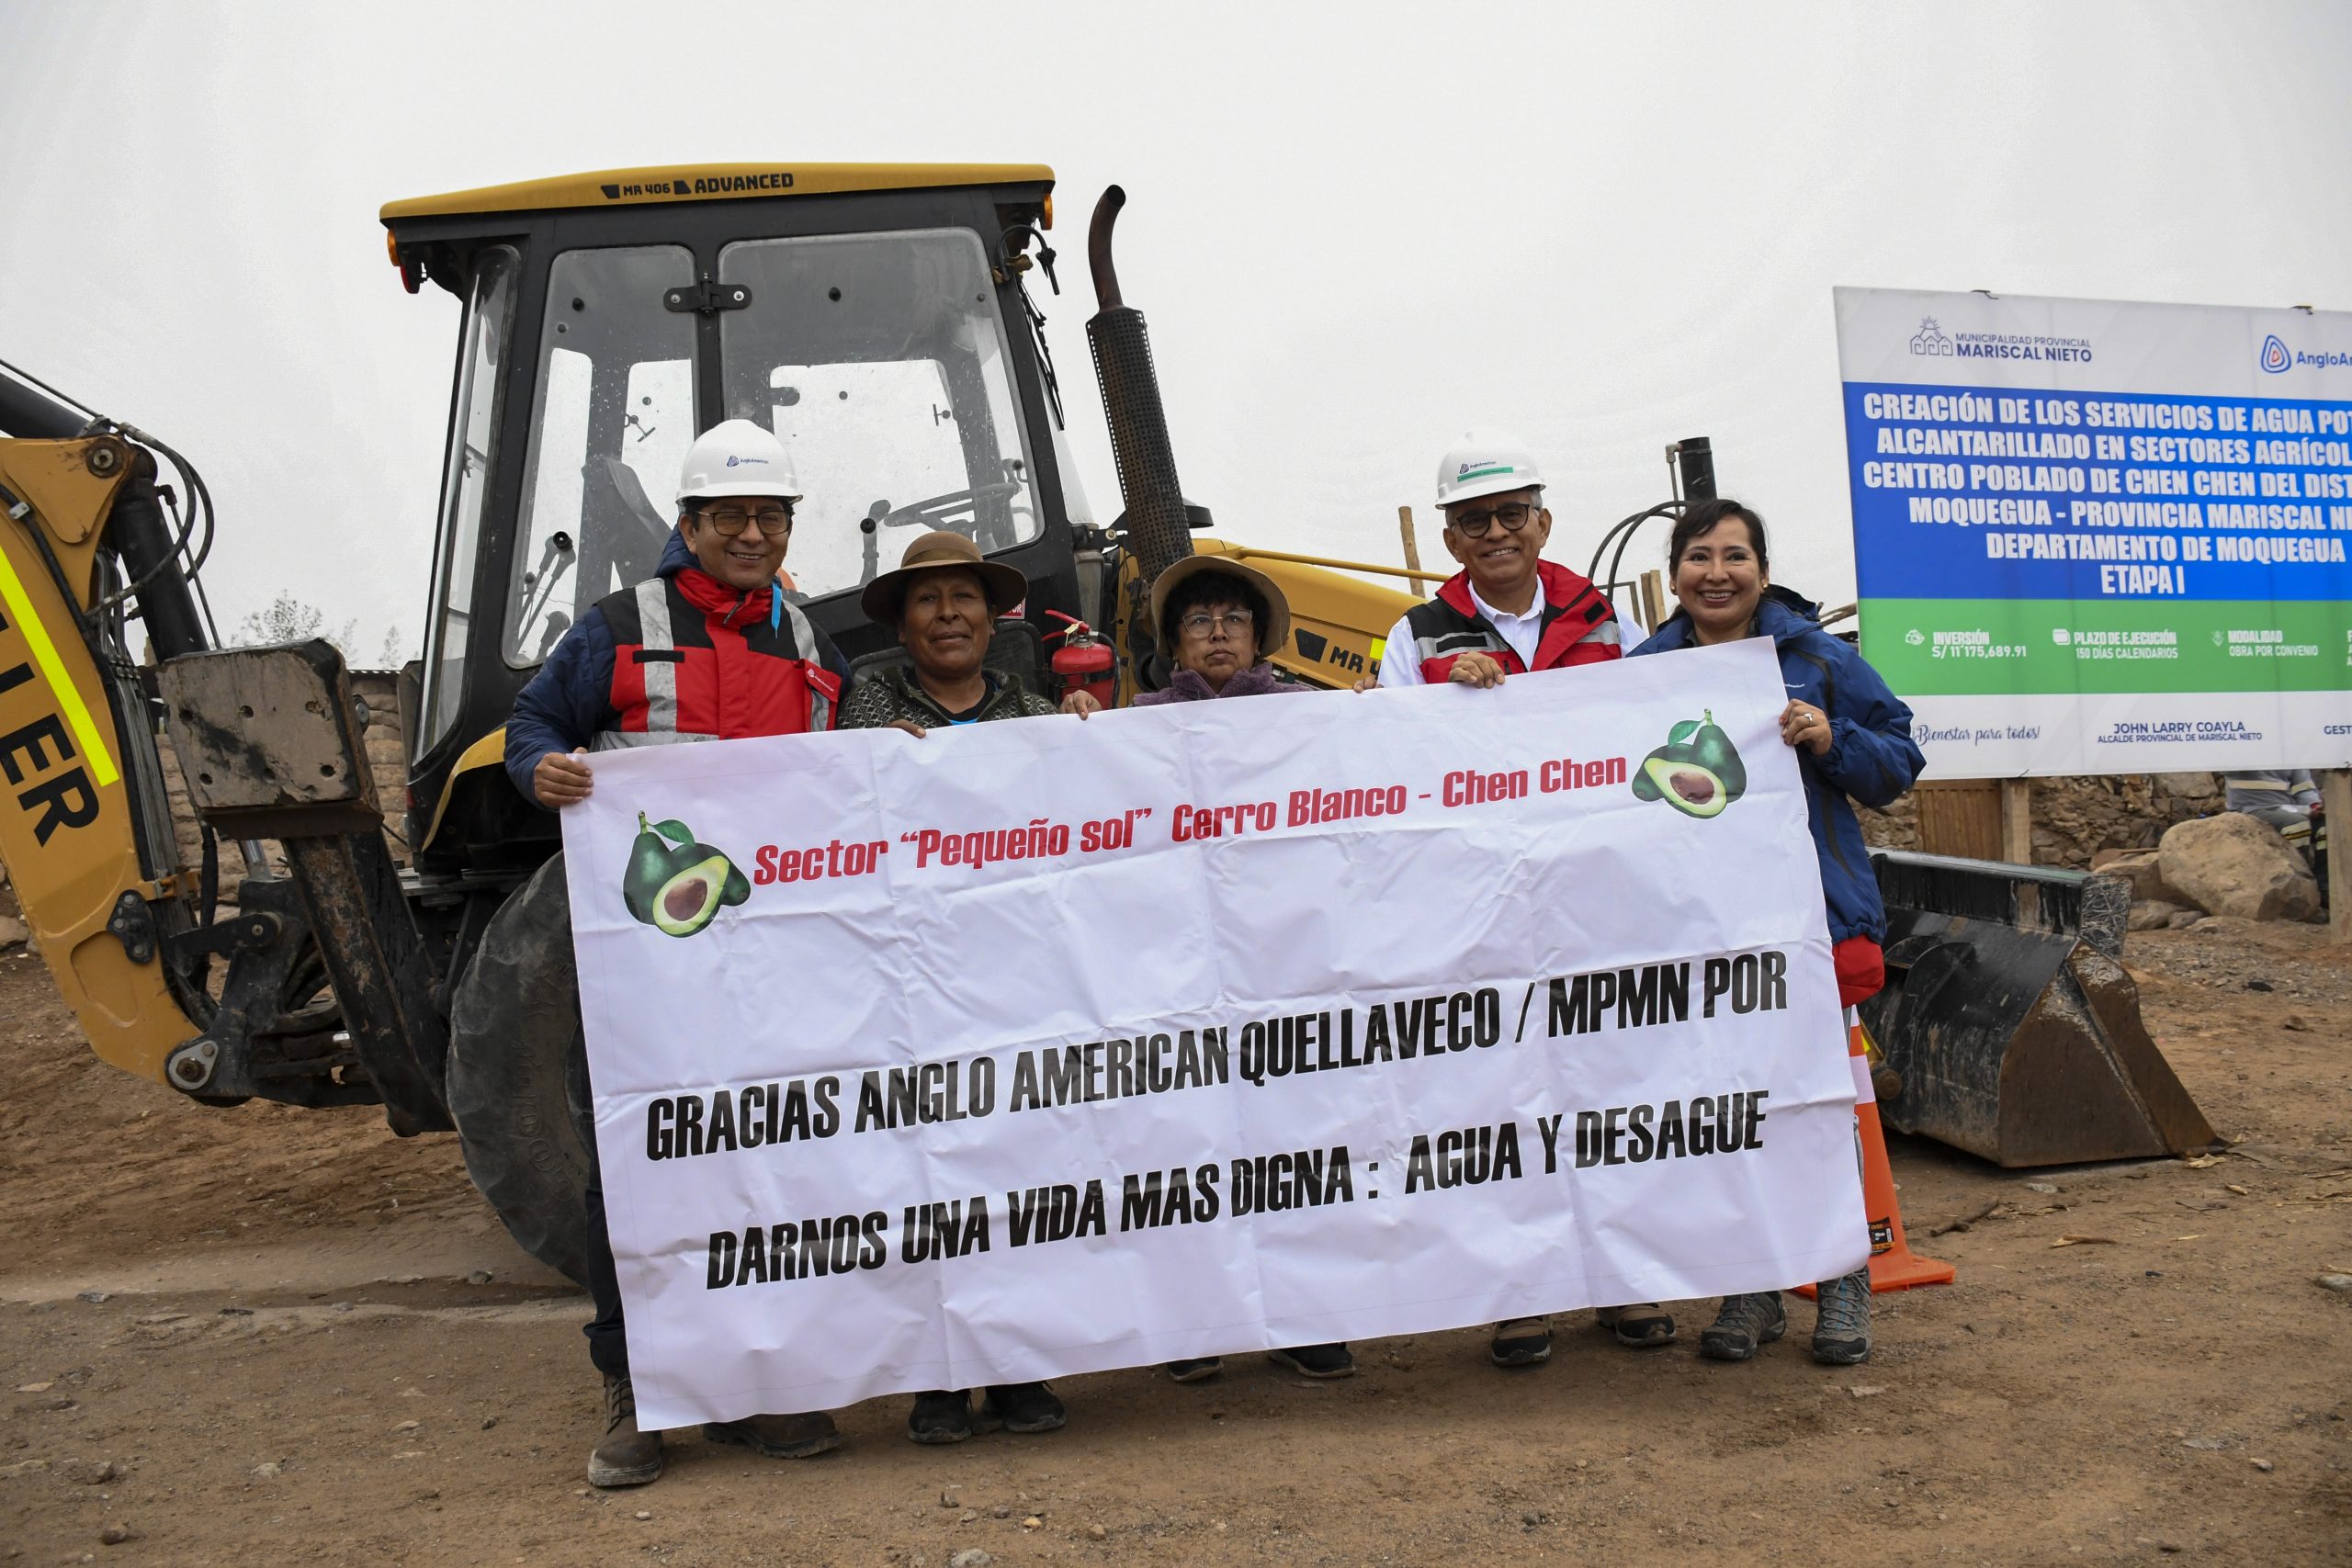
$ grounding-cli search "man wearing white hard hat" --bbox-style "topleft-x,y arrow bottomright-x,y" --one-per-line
1375,430 -> 1622,689
1373,432 -> 1671,1368
503,418 -> 852,1488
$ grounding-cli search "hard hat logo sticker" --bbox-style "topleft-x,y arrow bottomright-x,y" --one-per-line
622,812 -> 752,938
724,455 -> 769,468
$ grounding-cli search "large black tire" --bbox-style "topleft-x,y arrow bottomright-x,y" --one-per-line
446,852 -> 594,1283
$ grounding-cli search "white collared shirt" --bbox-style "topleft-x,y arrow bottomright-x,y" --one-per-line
1377,581 -> 1544,687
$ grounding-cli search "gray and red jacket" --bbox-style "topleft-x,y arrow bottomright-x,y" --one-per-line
1403,560 -> 1622,682
503,529 -> 848,806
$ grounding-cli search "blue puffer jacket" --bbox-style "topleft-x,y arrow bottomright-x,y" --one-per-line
1630,587 -> 1924,943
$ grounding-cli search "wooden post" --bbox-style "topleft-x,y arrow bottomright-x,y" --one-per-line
2324,769 -> 2351,945
1638,570 -> 1667,634
2000,778 -> 2033,865
1396,506 -> 1429,597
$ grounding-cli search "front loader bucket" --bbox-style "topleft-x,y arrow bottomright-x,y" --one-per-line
1860,851 -> 2217,1168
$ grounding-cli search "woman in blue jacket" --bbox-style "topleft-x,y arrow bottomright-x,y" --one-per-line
1629,498 -> 1925,1367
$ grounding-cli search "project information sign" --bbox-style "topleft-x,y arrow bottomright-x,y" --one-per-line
1837,287 -> 2352,776
564,642 -> 1866,1430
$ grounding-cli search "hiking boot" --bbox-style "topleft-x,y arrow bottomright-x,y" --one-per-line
1268,1342 -> 1355,1379
587,1374 -> 663,1488
906,1389 -> 972,1445
1811,1268 -> 1873,1365
979,1382 -> 1066,1434
1489,1317 -> 1551,1367
705,1409 -> 841,1459
1698,1292 -> 1786,1362
1595,1303 -> 1676,1348
1164,1358 -> 1223,1383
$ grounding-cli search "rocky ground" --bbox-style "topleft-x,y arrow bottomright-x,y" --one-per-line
3,902 -> 2348,1567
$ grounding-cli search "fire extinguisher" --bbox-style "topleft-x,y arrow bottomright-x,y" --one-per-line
1044,610 -> 1116,710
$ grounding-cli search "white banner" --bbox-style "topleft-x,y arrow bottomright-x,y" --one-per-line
564,639 -> 1867,1430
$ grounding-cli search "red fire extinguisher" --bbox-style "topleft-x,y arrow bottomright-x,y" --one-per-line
1044,610 -> 1116,709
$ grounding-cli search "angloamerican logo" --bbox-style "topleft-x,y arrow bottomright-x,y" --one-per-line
2260,333 -> 2352,372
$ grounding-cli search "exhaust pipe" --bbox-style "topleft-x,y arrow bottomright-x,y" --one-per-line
1084,186 -> 1194,592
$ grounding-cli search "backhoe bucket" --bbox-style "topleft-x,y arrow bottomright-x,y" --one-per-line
1860,851 -> 2217,1168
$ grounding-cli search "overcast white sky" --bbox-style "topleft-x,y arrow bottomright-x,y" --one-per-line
5,1 -> 2347,661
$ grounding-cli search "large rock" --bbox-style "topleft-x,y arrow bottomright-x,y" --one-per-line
2091,848 -> 2178,904
2127,898 -> 2181,931
2156,812 -> 2321,921
0,913 -> 25,951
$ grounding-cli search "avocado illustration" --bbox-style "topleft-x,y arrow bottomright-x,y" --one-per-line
621,812 -> 751,938
1688,709 -> 1747,801
1638,749 -> 1730,818
1628,708 -> 1745,819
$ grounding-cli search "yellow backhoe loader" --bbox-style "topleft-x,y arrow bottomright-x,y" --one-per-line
0,164 -> 2211,1284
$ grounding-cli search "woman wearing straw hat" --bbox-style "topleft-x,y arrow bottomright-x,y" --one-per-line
1130,555 -> 1315,710
839,530 -> 1091,1444
837,530 -> 1100,733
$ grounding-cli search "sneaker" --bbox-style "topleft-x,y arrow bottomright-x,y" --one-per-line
1698,1292 -> 1786,1362
980,1382 -> 1066,1434
587,1374 -> 663,1488
705,1409 -> 841,1459
1164,1358 -> 1223,1383
1489,1317 -> 1551,1367
1268,1343 -> 1355,1379
1594,1303 -> 1676,1348
906,1389 -> 973,1445
1811,1268 -> 1873,1365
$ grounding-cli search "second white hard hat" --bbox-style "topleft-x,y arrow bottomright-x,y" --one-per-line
1434,428 -> 1544,509
676,418 -> 803,506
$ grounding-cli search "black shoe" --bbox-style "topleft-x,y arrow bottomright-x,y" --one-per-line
1165,1358 -> 1223,1383
1594,1303 -> 1677,1348
1489,1317 -> 1551,1367
1810,1269 -> 1873,1366
906,1389 -> 972,1445
980,1382 -> 1066,1434
1699,1292 -> 1787,1362
1268,1343 -> 1355,1379
705,1410 -> 841,1459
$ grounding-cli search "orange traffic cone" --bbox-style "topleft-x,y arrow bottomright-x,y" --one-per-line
1797,1017 -> 1954,1298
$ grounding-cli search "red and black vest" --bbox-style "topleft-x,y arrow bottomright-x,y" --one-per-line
592,570 -> 838,750
1404,560 -> 1622,682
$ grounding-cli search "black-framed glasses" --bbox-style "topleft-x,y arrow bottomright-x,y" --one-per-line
1179,609 -> 1255,637
697,504 -> 795,538
1449,502 -> 1535,538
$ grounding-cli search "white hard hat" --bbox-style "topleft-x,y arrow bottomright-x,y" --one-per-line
1434,428 -> 1544,509
676,418 -> 802,506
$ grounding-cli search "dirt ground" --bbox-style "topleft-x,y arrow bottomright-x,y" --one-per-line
4,901 -> 2348,1568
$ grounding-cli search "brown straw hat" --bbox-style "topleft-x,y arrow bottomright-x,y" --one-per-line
860,531 -> 1031,626
1148,554 -> 1292,659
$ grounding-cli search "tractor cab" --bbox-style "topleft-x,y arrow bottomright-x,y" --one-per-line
380,164 -> 1078,876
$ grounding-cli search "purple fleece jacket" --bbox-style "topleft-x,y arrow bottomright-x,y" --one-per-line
1132,664 -> 1315,705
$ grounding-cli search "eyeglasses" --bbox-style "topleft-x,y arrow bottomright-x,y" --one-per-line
1179,609 -> 1255,637
696,505 -> 795,538
1449,502 -> 1536,538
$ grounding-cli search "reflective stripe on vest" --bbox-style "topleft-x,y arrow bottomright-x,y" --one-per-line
778,598 -> 833,732
592,578 -> 716,751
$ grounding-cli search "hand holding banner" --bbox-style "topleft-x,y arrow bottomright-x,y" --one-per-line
563,638 -> 1867,1429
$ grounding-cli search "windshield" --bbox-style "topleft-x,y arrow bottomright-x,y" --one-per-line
417,246 -> 516,756
504,244 -> 697,666
717,229 -> 1037,604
